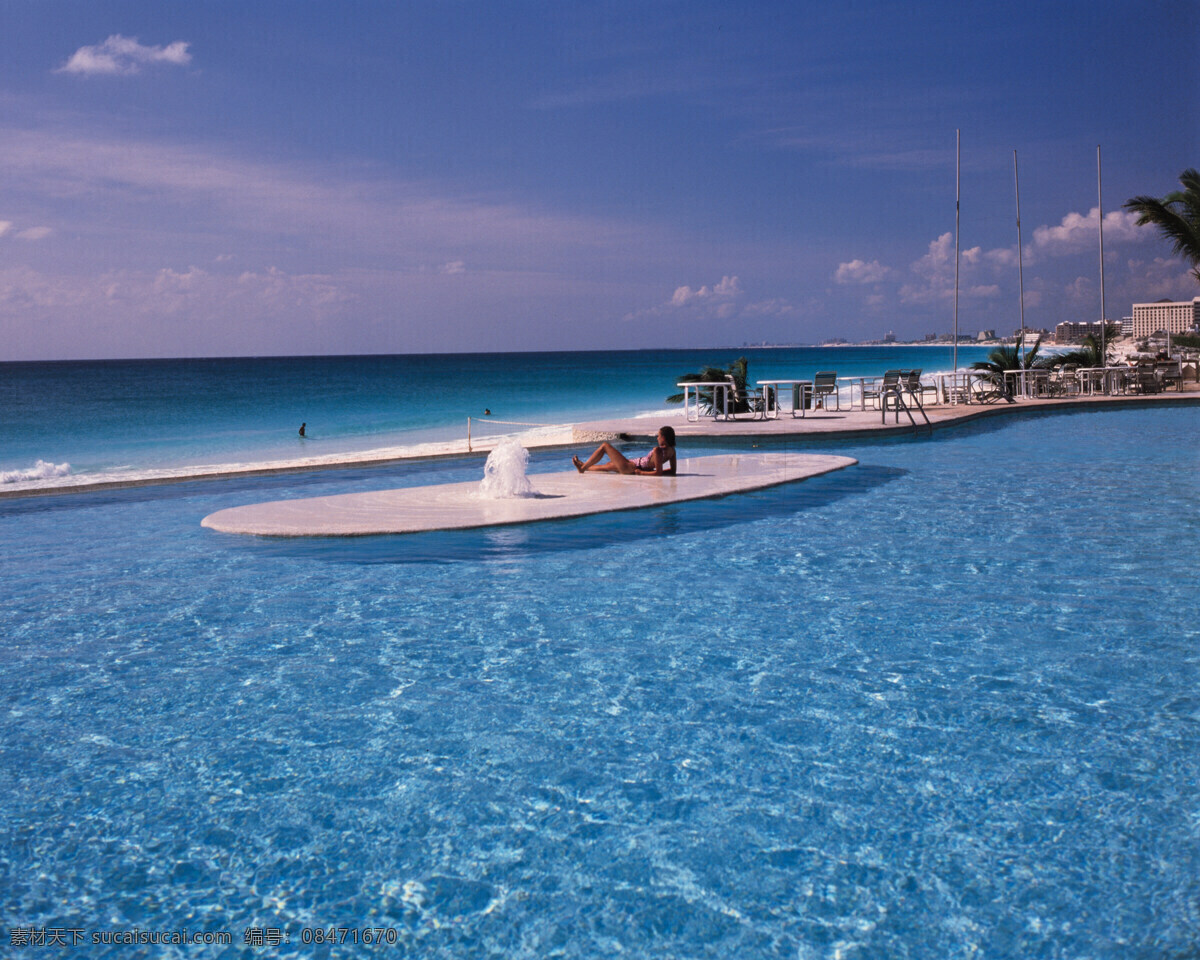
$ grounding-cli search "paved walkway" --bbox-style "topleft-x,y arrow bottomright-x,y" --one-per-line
572,385 -> 1200,444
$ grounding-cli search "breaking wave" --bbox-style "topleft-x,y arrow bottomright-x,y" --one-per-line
1,460 -> 72,484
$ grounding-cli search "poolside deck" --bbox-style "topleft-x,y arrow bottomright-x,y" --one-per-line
571,384 -> 1200,444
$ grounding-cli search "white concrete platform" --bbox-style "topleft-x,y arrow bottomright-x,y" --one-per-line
201,453 -> 857,537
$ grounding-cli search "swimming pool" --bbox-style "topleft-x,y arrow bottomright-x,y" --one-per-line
2,405 -> 1197,958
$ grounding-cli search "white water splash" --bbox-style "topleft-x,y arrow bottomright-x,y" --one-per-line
477,438 -> 534,499
1,460 -> 71,484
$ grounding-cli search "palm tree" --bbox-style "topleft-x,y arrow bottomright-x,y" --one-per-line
969,336 -> 1046,402
1051,325 -> 1121,368
1124,168 -> 1200,284
667,356 -> 753,414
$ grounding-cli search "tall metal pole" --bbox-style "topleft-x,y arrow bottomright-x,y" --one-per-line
953,129 -> 961,374
1014,150 -> 1027,369
1098,145 -> 1107,364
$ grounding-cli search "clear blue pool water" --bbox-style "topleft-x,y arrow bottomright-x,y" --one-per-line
2,404 -> 1198,958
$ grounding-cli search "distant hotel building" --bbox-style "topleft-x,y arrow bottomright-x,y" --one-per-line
1054,320 -> 1110,342
1130,297 -> 1200,339
1060,321 -> 1104,340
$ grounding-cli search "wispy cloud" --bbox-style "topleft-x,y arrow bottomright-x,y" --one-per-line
0,124 -> 672,273
57,35 -> 191,76
0,123 -> 711,356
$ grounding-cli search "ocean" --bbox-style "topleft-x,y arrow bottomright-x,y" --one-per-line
1,345 -> 995,487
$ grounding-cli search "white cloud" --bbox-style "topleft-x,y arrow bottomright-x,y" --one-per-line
0,221 -> 11,238
911,233 -> 956,282
16,226 -> 52,240
899,233 -> 989,303
155,266 -> 206,293
669,274 -> 743,307
440,260 -> 466,275
966,284 -> 1000,298
625,275 -> 753,322
986,246 -> 1019,268
1033,207 -> 1144,253
834,259 -> 890,284
58,35 -> 191,76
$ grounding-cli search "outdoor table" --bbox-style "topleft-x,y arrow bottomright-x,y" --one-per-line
842,376 -> 872,410
1003,369 -> 1049,398
937,372 -> 981,405
1076,366 -> 1130,396
1077,367 -> 1105,395
677,381 -> 732,422
757,379 -> 812,418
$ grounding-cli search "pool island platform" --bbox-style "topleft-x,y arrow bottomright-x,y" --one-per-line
201,453 -> 856,536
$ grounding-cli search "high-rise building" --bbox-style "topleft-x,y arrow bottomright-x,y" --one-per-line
1130,297 -> 1200,338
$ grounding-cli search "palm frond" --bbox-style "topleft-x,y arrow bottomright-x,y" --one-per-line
1124,169 -> 1200,281
667,358 -> 752,413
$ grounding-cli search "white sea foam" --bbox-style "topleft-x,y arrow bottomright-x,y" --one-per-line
1,460 -> 71,484
633,406 -> 686,420
476,438 -> 535,499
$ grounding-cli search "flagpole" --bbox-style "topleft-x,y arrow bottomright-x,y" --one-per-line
1014,150 -> 1027,371
953,129 -> 960,374
1098,145 -> 1107,365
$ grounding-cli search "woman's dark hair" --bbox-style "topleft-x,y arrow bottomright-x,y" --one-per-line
658,425 -> 676,446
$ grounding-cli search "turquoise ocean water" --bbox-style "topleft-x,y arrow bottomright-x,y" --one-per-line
1,346 -> 994,484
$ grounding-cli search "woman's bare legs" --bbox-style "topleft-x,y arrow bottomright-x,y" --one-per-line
575,442 -> 636,474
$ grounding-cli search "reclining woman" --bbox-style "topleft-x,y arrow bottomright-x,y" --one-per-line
573,426 -> 676,476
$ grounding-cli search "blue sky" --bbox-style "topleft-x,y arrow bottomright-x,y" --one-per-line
1,1 -> 1197,360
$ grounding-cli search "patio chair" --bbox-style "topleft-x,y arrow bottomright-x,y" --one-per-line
862,370 -> 902,410
1059,364 -> 1080,396
1157,361 -> 1182,391
1131,364 -> 1160,394
726,376 -> 766,419
811,371 -> 841,411
1023,368 -> 1052,398
969,373 -> 1009,404
902,369 -> 938,405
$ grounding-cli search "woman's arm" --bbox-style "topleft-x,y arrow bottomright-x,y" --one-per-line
650,447 -> 676,476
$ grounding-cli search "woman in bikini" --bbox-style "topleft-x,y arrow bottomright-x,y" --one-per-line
573,426 -> 676,476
